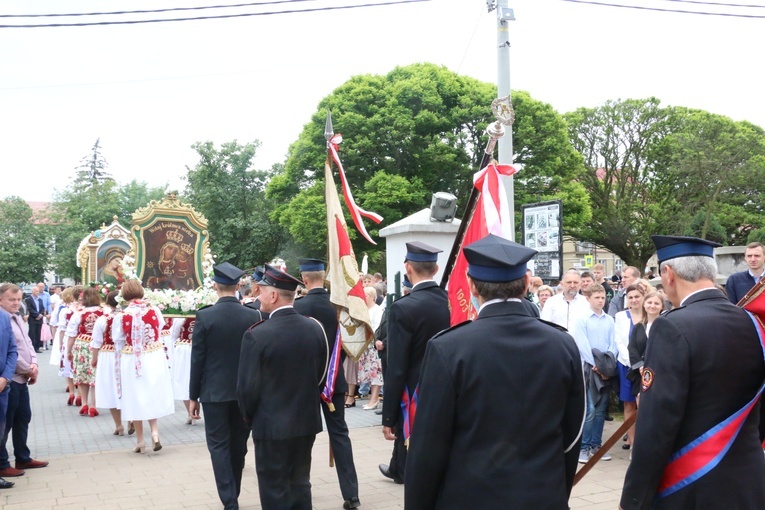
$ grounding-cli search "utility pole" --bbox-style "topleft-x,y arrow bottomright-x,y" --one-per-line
489,0 -> 516,240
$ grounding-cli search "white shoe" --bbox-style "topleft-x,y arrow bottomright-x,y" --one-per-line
578,448 -> 590,464
591,446 -> 611,461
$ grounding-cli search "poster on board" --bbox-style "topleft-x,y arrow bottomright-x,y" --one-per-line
521,200 -> 563,282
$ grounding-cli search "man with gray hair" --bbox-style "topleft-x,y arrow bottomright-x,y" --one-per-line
621,235 -> 765,509
540,269 -> 589,334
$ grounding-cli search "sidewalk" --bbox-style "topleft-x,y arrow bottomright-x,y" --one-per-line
0,349 -> 628,509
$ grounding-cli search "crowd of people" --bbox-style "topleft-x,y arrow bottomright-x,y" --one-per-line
0,239 -> 763,509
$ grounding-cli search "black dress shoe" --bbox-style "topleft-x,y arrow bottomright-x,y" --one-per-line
378,463 -> 403,484
604,414 -> 614,421
343,496 -> 361,509
0,477 -> 14,489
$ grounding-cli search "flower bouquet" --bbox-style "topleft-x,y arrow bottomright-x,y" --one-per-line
118,249 -> 219,316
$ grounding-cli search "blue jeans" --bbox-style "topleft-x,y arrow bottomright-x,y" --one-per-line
581,381 -> 610,451
0,381 -> 32,468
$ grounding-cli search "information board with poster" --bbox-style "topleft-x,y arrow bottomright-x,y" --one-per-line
521,200 -> 563,282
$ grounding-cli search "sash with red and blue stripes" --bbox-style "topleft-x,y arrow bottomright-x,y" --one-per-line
657,311 -> 765,500
321,327 -> 343,412
401,384 -> 419,448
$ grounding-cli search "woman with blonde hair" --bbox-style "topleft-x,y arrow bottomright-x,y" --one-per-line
112,280 -> 174,453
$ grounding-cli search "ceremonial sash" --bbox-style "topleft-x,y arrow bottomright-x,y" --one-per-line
321,327 -> 343,412
401,384 -> 419,449
657,311 -> 765,499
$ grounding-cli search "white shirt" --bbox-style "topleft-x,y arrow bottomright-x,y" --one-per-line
540,293 -> 590,335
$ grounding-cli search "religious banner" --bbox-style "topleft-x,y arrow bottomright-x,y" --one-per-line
124,193 -> 217,317
76,216 -> 131,286
130,193 -> 209,291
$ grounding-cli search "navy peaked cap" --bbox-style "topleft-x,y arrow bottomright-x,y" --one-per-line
464,234 -> 537,283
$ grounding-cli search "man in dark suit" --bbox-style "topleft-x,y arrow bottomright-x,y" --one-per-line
189,262 -> 265,510
293,258 -> 360,510
725,241 -> 764,304
24,286 -> 45,353
244,266 -> 265,311
621,236 -> 765,510
405,235 -> 584,509
237,264 -> 328,510
380,241 -> 451,484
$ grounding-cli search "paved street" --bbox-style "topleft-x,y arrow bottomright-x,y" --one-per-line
1,349 -> 628,509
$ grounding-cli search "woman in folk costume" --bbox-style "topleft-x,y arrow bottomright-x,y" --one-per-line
66,286 -> 103,417
50,287 -> 71,368
170,317 -> 197,425
59,286 -> 83,404
90,290 -> 128,436
111,280 -> 175,453
161,317 -> 174,367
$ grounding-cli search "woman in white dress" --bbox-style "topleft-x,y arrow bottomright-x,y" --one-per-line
57,287 -> 82,403
170,317 -> 197,425
90,291 -> 126,435
111,280 -> 175,453
49,289 -> 69,368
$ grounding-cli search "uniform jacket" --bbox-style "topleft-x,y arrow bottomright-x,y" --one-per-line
189,296 -> 264,403
405,301 -> 585,510
381,280 -> 450,428
621,288 -> 765,510
237,307 -> 327,440
725,270 -> 757,305
292,288 -> 347,394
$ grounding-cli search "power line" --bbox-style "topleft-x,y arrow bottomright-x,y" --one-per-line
0,0 -> 429,28
662,0 -> 765,7
560,0 -> 765,17
0,0 -> 317,18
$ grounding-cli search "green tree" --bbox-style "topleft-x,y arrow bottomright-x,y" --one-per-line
270,63 -> 587,260
49,177 -> 166,280
565,98 -> 683,268
0,197 -> 50,283
184,141 -> 284,269
663,110 -> 765,244
76,138 -> 112,183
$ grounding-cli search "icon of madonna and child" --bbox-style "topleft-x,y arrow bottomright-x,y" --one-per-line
97,243 -> 128,286
143,224 -> 200,291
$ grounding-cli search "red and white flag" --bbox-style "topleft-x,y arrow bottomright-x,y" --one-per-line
447,162 -> 518,325
325,158 -> 375,360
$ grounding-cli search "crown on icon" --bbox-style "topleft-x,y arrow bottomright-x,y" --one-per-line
180,243 -> 194,255
166,230 -> 184,243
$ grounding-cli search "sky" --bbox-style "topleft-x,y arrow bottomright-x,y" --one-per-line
2,0 -> 763,203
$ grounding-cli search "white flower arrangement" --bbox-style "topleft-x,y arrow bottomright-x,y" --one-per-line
117,248 -> 218,316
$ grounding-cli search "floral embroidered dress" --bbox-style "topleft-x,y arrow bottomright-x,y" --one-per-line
111,300 -> 175,421
66,305 -> 103,386
357,304 -> 384,386
170,318 -> 194,401
90,310 -> 120,410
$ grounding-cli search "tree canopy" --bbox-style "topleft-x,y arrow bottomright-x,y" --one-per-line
269,63 -> 587,263
0,197 -> 50,283
184,140 -> 284,270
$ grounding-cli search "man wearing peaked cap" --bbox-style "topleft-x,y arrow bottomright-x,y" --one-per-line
405,234 -> 585,510
293,258 -> 361,510
243,266 -> 266,311
621,236 -> 765,510
379,241 -> 450,484
189,262 -> 264,510
237,263 -> 328,510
